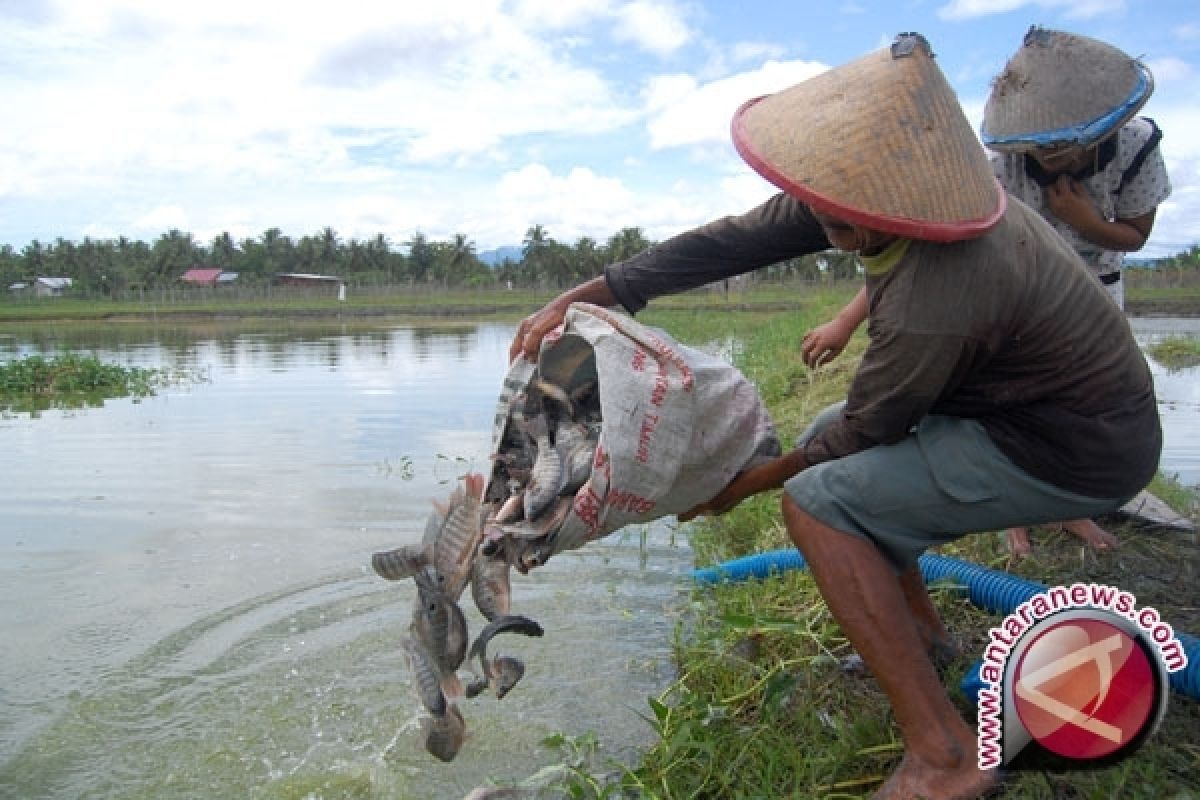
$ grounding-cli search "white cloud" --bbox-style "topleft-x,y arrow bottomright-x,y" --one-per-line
493,164 -> 635,238
133,205 -> 189,235
938,0 -> 1126,21
1146,57 -> 1194,83
729,41 -> 788,65
1174,23 -> 1200,42
643,59 -> 829,149
937,0 -> 1028,19
0,0 -> 1194,259
611,1 -> 692,56
512,0 -> 611,30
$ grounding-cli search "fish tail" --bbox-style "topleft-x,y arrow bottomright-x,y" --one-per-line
371,546 -> 426,580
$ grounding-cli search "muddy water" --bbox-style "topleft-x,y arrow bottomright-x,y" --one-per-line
0,320 -> 690,800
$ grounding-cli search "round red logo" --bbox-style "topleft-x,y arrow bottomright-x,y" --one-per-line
1011,617 -> 1157,760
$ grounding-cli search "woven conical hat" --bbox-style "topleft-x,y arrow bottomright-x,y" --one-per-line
731,33 -> 1003,242
982,26 -> 1153,152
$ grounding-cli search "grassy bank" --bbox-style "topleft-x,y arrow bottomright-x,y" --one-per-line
557,294 -> 1200,799
3,280 -> 1195,324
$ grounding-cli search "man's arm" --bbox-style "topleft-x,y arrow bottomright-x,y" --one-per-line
607,192 -> 830,312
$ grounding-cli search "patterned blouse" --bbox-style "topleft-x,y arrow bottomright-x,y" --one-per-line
989,116 -> 1171,283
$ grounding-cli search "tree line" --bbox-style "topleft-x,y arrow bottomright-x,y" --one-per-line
12,222 -> 1192,297
0,223 -> 872,296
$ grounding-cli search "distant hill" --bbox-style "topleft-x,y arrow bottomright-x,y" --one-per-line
478,245 -> 523,266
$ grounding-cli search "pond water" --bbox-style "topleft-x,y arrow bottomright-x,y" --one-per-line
0,319 -> 691,800
0,314 -> 1196,800
1130,316 -> 1200,488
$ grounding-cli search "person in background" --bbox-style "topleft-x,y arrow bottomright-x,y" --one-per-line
511,34 -> 1160,800
802,26 -> 1171,557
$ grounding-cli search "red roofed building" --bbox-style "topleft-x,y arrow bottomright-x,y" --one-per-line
181,268 -> 223,287
182,268 -> 238,287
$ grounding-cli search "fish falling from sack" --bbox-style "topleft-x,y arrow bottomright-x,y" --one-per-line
411,566 -> 469,693
402,635 -> 449,718
371,472 -> 487,598
372,471 -> 549,762
372,353 -> 602,761
421,704 -> 467,763
469,548 -> 512,622
465,614 -> 544,699
403,634 -> 467,762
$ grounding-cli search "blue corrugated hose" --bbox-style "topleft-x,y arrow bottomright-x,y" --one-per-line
691,549 -> 1198,701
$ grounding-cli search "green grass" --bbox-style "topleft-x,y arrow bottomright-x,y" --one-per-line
541,293 -> 1200,799
0,282 -> 844,323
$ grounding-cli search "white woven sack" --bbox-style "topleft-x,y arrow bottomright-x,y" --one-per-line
488,303 -> 781,559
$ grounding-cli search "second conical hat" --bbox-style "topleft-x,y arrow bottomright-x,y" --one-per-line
982,26 -> 1153,152
731,33 -> 1003,242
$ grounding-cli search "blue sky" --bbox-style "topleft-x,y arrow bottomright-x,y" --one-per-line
2,0 -> 1197,257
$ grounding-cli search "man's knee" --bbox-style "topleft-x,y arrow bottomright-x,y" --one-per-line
782,493 -> 841,549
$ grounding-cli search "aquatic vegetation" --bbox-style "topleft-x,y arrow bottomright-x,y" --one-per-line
0,353 -> 191,413
1147,335 -> 1200,371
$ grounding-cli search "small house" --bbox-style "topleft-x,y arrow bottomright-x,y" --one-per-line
274,272 -> 344,296
34,277 -> 72,297
181,268 -> 223,287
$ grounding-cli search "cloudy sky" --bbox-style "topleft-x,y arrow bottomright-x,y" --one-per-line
2,0 -> 1197,257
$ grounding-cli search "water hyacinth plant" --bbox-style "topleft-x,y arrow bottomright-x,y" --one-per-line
0,353 -> 182,413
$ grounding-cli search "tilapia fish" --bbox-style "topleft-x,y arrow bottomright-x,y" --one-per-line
469,552 -> 512,622
402,636 -> 447,716
371,472 -> 486,596
466,654 -> 526,700
465,614 -> 544,699
421,704 -> 466,762
519,413 -> 563,521
424,472 -> 486,600
482,362 -> 606,576
411,566 -> 469,680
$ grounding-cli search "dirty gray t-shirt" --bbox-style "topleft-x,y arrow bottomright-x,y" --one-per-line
604,192 -> 1161,499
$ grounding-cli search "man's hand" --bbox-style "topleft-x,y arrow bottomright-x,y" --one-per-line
510,301 -> 570,363
507,276 -> 618,363
677,451 -> 809,522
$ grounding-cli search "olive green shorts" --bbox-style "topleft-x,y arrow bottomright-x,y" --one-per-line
784,403 -> 1130,572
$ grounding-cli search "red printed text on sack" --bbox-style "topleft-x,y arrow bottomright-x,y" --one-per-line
605,486 -> 656,515
574,485 -> 602,530
636,412 -> 659,463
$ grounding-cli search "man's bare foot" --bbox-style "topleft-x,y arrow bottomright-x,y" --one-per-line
1005,527 -> 1032,557
872,751 -> 998,800
1060,518 -> 1119,551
